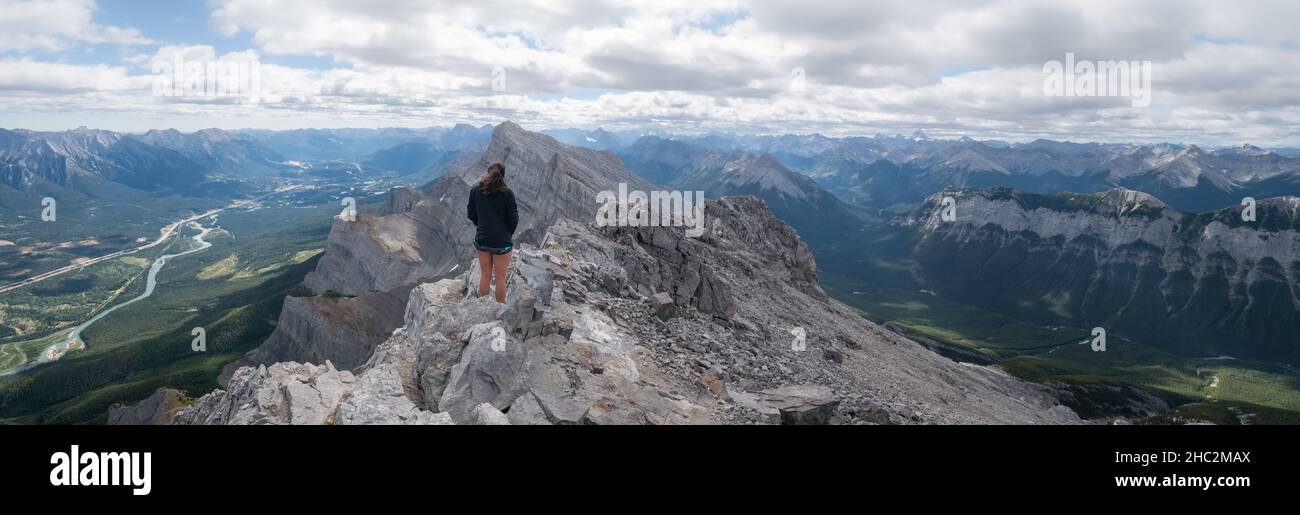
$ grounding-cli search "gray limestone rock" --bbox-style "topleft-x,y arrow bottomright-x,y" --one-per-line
505,392 -> 552,425
756,385 -> 839,425
471,403 -> 512,425
649,292 -> 675,321
438,322 -> 530,424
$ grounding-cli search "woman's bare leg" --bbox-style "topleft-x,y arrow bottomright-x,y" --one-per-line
476,250 -> 492,297
492,251 -> 512,303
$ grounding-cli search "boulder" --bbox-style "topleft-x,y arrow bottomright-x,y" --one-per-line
649,292 -> 675,321
728,389 -> 781,424
505,392 -> 552,425
406,280 -> 495,346
438,322 -> 530,423
284,362 -> 353,424
471,403 -> 511,425
756,385 -> 839,425
413,332 -> 463,411
822,345 -> 844,363
336,364 -> 434,425
514,250 -> 558,304
416,412 -> 456,425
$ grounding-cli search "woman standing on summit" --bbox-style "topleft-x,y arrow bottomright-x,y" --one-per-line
467,162 -> 518,303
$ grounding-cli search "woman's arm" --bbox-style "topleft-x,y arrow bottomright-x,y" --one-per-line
506,190 -> 519,234
466,187 -> 478,225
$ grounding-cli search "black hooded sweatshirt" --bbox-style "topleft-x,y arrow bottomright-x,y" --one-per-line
466,184 -> 519,248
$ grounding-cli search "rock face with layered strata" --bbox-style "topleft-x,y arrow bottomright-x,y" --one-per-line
901,187 -> 1300,362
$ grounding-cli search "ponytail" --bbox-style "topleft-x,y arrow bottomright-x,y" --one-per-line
480,162 -> 507,194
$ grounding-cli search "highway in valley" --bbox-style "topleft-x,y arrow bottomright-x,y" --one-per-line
0,205 -> 232,295
0,185 -> 303,295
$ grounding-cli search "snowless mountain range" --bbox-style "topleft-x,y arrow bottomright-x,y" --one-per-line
6,122 -> 1300,215
6,121 -> 1300,424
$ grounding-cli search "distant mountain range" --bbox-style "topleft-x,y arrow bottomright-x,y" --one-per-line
538,127 -> 1300,214
11,121 -> 1299,217
1,127 -> 208,198
884,187 -> 1300,363
677,134 -> 1300,213
0,125 -> 495,213
616,135 -> 863,244
542,127 -> 638,151
444,125 -> 1300,246
232,124 -> 492,161
134,128 -> 285,176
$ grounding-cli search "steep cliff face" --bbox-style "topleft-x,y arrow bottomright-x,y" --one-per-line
902,187 -> 1300,362
178,198 -> 1082,425
232,122 -> 655,376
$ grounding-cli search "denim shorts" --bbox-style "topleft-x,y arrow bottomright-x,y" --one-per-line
475,242 -> 513,255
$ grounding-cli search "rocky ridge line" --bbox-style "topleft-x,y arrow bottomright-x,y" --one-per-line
175,198 -> 1082,425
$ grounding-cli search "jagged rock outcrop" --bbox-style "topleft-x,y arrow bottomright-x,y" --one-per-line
177,362 -> 350,425
176,358 -> 453,425
179,197 -> 1083,425
235,122 -> 654,377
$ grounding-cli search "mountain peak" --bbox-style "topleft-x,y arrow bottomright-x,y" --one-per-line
1236,143 -> 1273,156
484,120 -> 546,151
1098,187 -> 1168,213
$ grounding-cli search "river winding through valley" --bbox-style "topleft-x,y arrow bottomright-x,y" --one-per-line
1,221 -> 216,375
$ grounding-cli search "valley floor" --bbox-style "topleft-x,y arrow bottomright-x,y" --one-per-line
0,202 -> 339,423
822,278 -> 1300,424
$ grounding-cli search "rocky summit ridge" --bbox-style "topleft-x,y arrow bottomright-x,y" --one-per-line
219,121 -> 653,379
173,196 -> 1081,425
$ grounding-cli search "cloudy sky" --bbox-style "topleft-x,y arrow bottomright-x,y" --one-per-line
1,0 -> 1298,145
